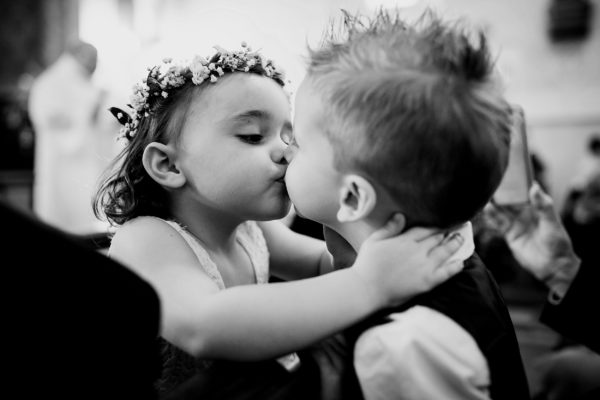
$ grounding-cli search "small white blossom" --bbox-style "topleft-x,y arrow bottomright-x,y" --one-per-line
192,75 -> 205,85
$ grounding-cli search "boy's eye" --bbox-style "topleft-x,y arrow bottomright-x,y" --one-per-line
237,134 -> 263,144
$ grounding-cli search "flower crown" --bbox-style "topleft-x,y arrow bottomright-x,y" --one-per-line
109,42 -> 286,141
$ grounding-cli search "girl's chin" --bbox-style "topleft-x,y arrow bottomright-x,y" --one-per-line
255,200 -> 292,221
273,200 -> 293,219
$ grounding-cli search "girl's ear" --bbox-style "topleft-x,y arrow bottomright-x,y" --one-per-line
142,142 -> 186,189
336,174 -> 377,223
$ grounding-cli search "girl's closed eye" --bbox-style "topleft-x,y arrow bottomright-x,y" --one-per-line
237,134 -> 264,144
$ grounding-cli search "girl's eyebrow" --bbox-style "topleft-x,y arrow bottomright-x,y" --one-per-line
230,109 -> 292,131
231,109 -> 270,123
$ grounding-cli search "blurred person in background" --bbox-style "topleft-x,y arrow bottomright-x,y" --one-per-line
569,134 -> 600,192
473,152 -> 550,297
560,172 -> 600,278
28,39 -> 117,235
484,181 -> 600,400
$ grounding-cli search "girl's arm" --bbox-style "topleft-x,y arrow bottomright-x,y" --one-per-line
258,220 -> 334,280
110,216 -> 463,361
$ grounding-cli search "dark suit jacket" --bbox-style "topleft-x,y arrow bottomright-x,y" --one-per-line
1,200 -> 161,399
540,257 -> 600,354
541,196 -> 600,354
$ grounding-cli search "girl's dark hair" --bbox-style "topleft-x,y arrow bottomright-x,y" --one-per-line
94,58 -> 284,227
93,81 -> 196,226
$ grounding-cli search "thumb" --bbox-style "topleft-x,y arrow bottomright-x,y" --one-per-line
365,213 -> 405,243
531,181 -> 553,210
530,182 -> 559,222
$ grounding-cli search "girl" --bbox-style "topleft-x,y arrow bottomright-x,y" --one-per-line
94,43 -> 463,394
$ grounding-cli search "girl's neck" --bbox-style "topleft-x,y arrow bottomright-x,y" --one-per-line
171,200 -> 244,253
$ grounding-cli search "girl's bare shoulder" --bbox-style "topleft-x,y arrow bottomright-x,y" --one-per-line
112,216 -> 177,244
109,216 -> 194,269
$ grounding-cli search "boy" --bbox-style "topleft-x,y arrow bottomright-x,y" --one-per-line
284,9 -> 530,400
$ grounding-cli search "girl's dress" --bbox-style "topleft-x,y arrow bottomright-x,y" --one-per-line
162,218 -> 271,290
154,218 -> 299,395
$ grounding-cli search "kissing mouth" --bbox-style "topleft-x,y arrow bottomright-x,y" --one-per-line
274,172 -> 286,183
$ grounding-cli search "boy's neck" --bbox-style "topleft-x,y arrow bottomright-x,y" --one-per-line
335,220 -> 381,252
335,217 -> 475,263
334,203 -> 399,251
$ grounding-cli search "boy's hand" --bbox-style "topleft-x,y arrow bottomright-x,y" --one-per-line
483,182 -> 580,294
350,214 -> 465,308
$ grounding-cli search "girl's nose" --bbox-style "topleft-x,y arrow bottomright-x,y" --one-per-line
272,140 -> 289,165
284,145 -> 296,163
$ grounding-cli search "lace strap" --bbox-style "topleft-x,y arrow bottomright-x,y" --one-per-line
236,221 -> 270,284
161,220 -> 226,290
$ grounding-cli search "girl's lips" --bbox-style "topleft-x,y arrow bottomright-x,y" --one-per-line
274,173 -> 286,183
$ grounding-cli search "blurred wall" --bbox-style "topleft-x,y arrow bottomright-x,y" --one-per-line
0,0 -> 79,89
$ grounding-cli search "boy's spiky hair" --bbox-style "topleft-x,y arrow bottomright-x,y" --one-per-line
306,8 -> 512,228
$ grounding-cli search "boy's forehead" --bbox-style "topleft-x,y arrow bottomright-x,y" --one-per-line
293,78 -> 325,123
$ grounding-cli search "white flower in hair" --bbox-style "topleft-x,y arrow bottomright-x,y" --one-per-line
109,43 -> 287,142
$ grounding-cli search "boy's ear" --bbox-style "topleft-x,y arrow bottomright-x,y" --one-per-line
142,142 -> 186,189
337,174 -> 377,223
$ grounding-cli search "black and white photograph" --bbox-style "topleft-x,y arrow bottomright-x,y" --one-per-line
1,1 -> 599,399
